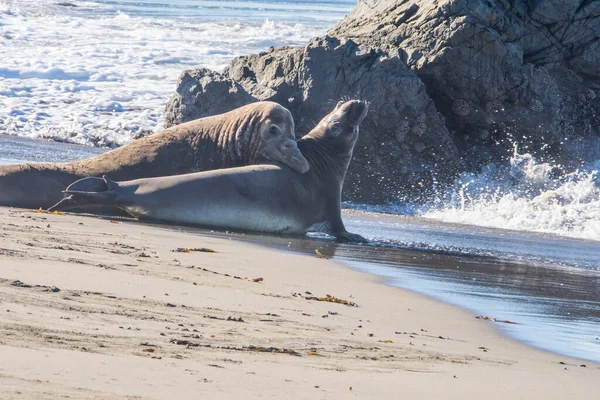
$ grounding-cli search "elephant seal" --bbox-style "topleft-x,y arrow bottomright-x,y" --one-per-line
52,100 -> 368,242
0,102 -> 308,209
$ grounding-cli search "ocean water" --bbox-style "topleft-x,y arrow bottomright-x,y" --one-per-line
352,147 -> 600,243
0,0 -> 352,146
1,0 -> 599,363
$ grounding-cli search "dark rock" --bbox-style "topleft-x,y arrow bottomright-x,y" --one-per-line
229,37 -> 463,203
528,0 -> 580,24
329,0 -> 600,170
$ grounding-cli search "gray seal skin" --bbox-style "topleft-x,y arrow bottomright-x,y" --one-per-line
52,100 -> 368,242
0,101 -> 309,209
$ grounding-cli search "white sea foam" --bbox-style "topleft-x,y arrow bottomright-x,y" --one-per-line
420,149 -> 600,242
0,0 -> 343,146
346,148 -> 600,242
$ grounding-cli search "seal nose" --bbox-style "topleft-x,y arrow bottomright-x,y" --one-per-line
279,139 -> 310,174
347,100 -> 368,126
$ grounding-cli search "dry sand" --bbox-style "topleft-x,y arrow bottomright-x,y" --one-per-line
0,206 -> 598,399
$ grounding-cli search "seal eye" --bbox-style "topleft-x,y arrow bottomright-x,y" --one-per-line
269,126 -> 279,135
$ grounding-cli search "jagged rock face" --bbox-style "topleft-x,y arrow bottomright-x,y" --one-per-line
329,0 -> 600,168
165,0 -> 599,203
166,37 -> 462,203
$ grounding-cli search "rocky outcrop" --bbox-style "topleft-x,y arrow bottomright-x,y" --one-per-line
166,37 -> 462,203
165,0 -> 600,204
328,0 -> 600,169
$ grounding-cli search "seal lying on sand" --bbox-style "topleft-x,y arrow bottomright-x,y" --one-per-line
0,102 -> 309,209
52,100 -> 368,242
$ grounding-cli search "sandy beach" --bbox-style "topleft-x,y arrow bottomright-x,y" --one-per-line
0,206 -> 598,399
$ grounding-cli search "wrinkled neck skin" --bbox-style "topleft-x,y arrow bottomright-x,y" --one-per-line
299,124 -> 355,187
188,112 -> 264,170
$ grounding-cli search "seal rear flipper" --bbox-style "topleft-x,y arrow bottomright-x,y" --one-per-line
65,175 -> 120,192
48,176 -> 120,212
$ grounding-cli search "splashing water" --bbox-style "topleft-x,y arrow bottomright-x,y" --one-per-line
421,148 -> 600,241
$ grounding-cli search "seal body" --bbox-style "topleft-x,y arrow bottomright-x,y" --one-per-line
0,102 -> 308,209
54,100 -> 368,242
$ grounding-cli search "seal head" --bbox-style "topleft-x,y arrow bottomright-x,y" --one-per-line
301,99 -> 368,180
255,103 -> 310,174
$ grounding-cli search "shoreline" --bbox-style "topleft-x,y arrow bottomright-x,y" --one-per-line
345,259 -> 600,365
173,212 -> 600,363
1,206 -> 598,398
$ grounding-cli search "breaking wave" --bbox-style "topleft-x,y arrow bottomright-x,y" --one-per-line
422,149 -> 600,241
351,148 -> 600,242
0,0 -> 349,147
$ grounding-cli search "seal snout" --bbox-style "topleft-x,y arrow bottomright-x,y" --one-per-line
278,139 -> 310,174
335,99 -> 368,127
345,100 -> 369,126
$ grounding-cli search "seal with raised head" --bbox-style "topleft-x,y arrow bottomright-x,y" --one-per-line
0,101 -> 309,209
52,100 -> 368,242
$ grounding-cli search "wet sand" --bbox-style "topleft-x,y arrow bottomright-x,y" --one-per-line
226,210 -> 600,363
153,210 -> 600,363
0,135 -> 105,165
0,206 -> 598,399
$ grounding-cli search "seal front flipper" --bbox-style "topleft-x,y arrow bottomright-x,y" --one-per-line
326,211 -> 368,243
310,219 -> 368,243
334,230 -> 368,243
49,176 -> 120,212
